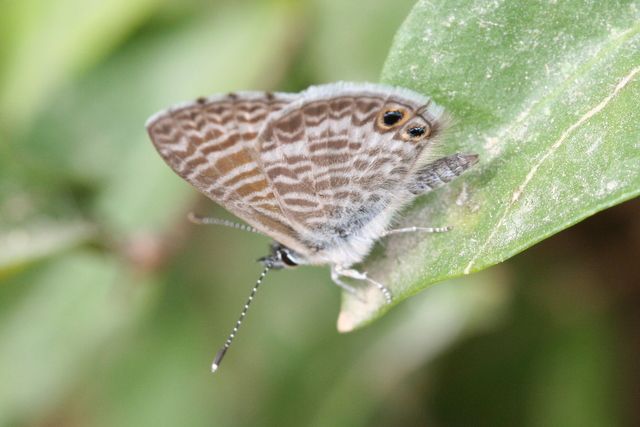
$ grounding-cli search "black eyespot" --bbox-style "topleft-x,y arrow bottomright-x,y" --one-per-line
383,110 -> 404,126
279,250 -> 298,267
407,127 -> 426,138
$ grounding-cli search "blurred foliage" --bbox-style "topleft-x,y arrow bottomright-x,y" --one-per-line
0,0 -> 638,427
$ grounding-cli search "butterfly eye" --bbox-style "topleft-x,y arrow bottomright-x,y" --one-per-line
279,248 -> 299,267
383,110 -> 404,126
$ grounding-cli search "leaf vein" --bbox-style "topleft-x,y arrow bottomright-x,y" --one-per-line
463,65 -> 640,275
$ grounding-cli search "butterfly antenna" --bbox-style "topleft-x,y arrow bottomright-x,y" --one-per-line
188,212 -> 262,235
211,263 -> 272,373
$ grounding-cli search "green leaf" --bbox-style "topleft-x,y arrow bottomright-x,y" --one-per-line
338,0 -> 640,331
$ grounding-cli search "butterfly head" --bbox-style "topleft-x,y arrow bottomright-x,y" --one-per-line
258,243 -> 306,270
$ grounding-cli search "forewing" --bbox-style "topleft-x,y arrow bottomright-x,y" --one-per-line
146,92 -> 310,254
256,82 -> 445,246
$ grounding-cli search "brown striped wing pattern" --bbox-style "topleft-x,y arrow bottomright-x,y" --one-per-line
147,83 -> 445,263
256,83 -> 444,253
146,91 -> 311,255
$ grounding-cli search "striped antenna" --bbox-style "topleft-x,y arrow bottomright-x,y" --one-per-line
211,263 -> 272,373
188,212 -> 262,235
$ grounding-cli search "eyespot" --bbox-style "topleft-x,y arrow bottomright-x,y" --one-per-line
383,110 -> 404,126
376,105 -> 410,131
407,127 -> 426,138
407,127 -> 426,137
402,122 -> 431,142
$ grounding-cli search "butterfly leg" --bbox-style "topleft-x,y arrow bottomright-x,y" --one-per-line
333,266 -> 393,304
408,153 -> 478,196
330,268 -> 363,299
387,154 -> 477,239
383,225 -> 451,237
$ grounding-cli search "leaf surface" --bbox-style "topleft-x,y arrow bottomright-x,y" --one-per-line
338,0 -> 640,331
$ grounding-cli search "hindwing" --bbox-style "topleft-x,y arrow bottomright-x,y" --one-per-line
255,82 -> 445,249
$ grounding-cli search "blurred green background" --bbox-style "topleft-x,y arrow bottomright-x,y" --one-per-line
1,0 -> 639,426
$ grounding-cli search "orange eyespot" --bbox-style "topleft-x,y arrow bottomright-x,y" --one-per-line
407,126 -> 426,137
383,111 -> 404,126
376,106 -> 410,131
402,122 -> 431,143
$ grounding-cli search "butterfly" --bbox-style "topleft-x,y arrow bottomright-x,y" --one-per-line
146,82 -> 477,371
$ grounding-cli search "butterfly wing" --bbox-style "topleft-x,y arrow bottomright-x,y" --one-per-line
146,92 -> 311,255
256,82 -> 446,250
